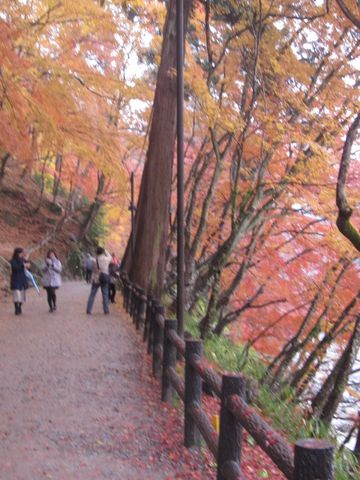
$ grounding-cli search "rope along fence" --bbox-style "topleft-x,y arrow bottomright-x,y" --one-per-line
121,274 -> 335,480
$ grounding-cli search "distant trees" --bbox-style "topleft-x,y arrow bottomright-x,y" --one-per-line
0,0 -> 149,242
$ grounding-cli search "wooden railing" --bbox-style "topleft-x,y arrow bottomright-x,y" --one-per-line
121,274 -> 335,480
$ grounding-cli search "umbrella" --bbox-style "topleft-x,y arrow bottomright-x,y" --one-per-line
25,269 -> 40,294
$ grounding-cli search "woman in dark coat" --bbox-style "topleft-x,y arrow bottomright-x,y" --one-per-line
10,247 -> 30,315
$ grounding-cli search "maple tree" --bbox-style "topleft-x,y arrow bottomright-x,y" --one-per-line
178,0 -> 359,334
0,0 -> 149,242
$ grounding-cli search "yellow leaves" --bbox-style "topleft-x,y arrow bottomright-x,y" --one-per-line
185,67 -> 219,128
0,0 -> 136,204
184,57 -> 245,133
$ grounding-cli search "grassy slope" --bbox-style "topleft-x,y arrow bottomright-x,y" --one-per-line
184,312 -> 360,480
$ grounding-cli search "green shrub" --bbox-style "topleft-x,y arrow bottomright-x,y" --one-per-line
88,206 -> 109,245
67,246 -> 83,279
334,448 -> 360,480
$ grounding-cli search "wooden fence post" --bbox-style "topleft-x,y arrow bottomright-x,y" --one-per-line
130,285 -> 135,321
134,287 -> 140,325
184,339 -> 203,448
136,288 -> 145,330
143,295 -> 152,342
126,282 -> 132,313
135,288 -> 140,329
147,301 -> 154,355
126,282 -> 130,312
152,303 -> 164,378
294,439 -> 334,480
130,285 -> 135,318
133,287 -> 139,324
122,279 -> 128,310
161,319 -> 177,402
217,374 -> 246,480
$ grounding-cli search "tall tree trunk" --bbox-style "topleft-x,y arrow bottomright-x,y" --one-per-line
33,153 -> 49,214
199,271 -> 221,338
52,153 -> 63,204
79,171 -> 105,241
66,158 -> 81,214
0,153 -> 10,184
121,0 -> 193,297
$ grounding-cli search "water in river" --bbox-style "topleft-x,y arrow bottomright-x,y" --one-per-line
309,343 -> 360,450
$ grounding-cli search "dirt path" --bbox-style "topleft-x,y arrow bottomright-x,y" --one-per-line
0,282 -> 210,480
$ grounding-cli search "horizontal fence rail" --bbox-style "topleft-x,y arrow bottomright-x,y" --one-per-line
120,273 -> 335,480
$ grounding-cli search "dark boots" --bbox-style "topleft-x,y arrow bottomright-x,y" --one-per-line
14,302 -> 22,315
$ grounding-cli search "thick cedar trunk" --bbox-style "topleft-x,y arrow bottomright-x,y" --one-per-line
121,0 -> 193,297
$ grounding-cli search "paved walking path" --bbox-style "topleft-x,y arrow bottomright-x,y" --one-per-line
0,282 -> 209,480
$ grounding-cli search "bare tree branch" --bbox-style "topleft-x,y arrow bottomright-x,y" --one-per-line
336,112 -> 360,251
335,0 -> 360,29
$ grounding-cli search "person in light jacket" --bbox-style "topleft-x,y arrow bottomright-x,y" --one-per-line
10,247 -> 30,315
42,249 -> 62,312
86,246 -> 111,315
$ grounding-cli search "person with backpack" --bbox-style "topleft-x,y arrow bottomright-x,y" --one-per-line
10,247 -> 30,315
86,247 -> 111,315
41,250 -> 62,312
84,253 -> 94,284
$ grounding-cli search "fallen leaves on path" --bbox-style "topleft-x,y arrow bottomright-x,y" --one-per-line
124,305 -> 287,480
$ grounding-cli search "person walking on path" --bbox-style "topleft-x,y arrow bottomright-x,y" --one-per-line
84,253 -> 94,284
109,253 -> 120,304
10,247 -> 30,315
42,250 -> 62,313
86,247 -> 111,315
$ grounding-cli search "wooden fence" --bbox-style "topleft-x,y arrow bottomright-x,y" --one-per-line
121,274 -> 335,480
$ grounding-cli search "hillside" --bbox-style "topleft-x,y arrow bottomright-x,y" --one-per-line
0,165 -> 87,299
